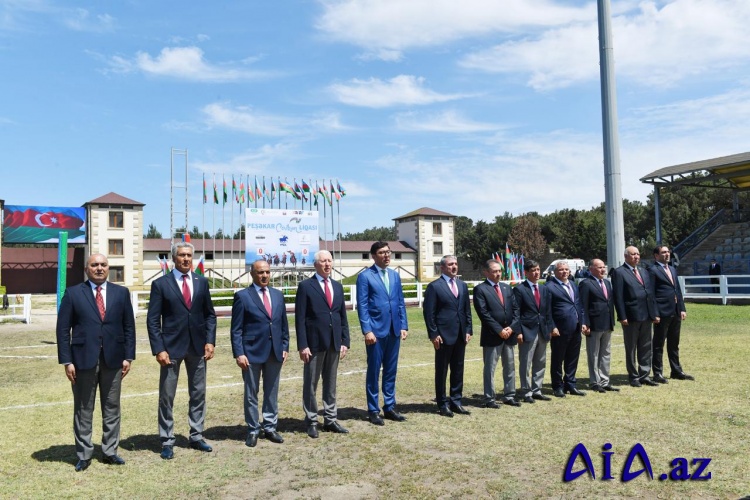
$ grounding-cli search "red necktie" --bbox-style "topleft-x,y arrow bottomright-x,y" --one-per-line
633,267 -> 644,285
95,285 -> 106,320
533,284 -> 540,308
663,265 -> 674,285
324,278 -> 333,308
449,278 -> 458,298
494,284 -> 504,305
262,287 -> 272,317
182,274 -> 192,309
599,279 -> 608,299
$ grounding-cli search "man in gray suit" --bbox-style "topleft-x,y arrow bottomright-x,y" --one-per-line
57,253 -> 136,471
147,242 -> 217,459
295,250 -> 350,438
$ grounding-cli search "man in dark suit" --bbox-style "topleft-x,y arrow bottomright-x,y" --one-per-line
513,259 -> 558,404
546,261 -> 586,397
611,246 -> 658,387
473,259 -> 520,408
57,253 -> 135,471
649,245 -> 693,382
423,255 -> 473,417
295,250 -> 350,438
147,242 -> 217,459
708,258 -> 721,293
579,259 -> 618,393
356,241 -> 409,426
231,259 -> 289,447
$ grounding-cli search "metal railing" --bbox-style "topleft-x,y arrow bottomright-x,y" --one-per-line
0,294 -> 32,324
673,209 -> 729,260
679,275 -> 750,305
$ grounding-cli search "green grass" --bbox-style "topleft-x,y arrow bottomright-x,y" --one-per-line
0,301 -> 747,498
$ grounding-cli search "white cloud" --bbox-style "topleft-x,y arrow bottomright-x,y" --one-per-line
62,8 -> 115,32
329,75 -> 467,108
193,144 -> 298,174
460,0 -> 750,90
395,110 -> 500,133
310,111 -> 353,131
315,0 -> 591,60
107,46 -> 273,82
202,102 -> 296,136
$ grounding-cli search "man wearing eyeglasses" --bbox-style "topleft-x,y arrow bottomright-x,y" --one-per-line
356,241 -> 409,426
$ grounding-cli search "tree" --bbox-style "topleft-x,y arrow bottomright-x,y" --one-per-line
507,214 -> 547,261
453,216 -> 474,258
145,223 -> 162,239
342,225 -> 397,241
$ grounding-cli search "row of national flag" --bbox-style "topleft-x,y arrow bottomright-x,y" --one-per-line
202,175 -> 346,207
157,234 -> 206,277
492,243 -> 525,282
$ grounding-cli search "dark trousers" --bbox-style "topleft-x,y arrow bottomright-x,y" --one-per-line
622,320 -> 652,382
434,339 -> 466,408
652,313 -> 683,376
550,330 -> 582,390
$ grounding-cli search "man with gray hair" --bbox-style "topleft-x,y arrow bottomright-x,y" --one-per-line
294,250 -> 351,438
147,242 -> 217,459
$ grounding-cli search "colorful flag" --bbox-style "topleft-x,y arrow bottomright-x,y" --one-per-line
223,176 -> 228,205
202,174 -> 207,204
232,175 -> 238,202
330,180 -> 341,201
504,243 -> 512,280
239,180 -> 246,204
279,179 -> 295,197
302,180 -> 310,193
312,181 -> 319,206
336,180 -> 346,197
246,175 -> 255,203
270,179 -> 277,200
294,181 -> 306,201
255,176 -> 262,200
322,182 -> 332,206
194,255 -> 205,276
157,256 -> 169,276
213,180 -> 219,204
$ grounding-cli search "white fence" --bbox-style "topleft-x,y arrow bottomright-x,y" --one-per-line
0,294 -> 32,324
680,275 -> 750,305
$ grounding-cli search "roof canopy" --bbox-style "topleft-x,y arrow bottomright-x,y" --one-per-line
640,152 -> 750,190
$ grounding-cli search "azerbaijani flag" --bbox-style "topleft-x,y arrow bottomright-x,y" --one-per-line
223,176 -> 228,205
194,255 -> 205,276
203,174 -> 207,204
213,180 -> 219,204
336,180 -> 346,197
279,180 -> 295,196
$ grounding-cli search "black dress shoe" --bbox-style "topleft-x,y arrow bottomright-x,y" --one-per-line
532,393 -> 551,401
307,424 -> 319,438
641,378 -> 658,386
590,385 -> 606,393
503,399 -> 521,407
603,385 -> 620,392
483,401 -> 499,409
264,430 -> 284,443
553,388 -> 566,398
189,440 -> 213,452
160,446 -> 174,460
245,432 -> 258,448
75,459 -> 91,472
368,412 -> 385,426
383,409 -> 407,422
672,372 -> 695,381
522,396 -> 535,404
102,454 -> 125,465
449,405 -> 471,415
438,406 -> 454,417
565,387 -> 586,396
629,380 -> 642,387
322,421 -> 349,434
653,374 -> 669,384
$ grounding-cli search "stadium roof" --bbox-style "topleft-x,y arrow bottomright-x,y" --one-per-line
640,152 -> 750,190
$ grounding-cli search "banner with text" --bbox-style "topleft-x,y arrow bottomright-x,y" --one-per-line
245,208 -> 318,269
3,205 -> 86,243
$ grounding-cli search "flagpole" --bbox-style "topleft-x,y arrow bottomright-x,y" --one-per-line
212,174 -> 216,280
336,194 -> 341,277
202,173 -> 206,276
231,175 -> 235,288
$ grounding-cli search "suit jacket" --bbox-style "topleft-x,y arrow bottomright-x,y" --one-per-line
513,280 -> 555,342
231,285 -> 289,364
708,263 -> 721,276
422,276 -> 472,345
545,279 -> 584,336
472,280 -> 519,347
356,265 -> 408,338
648,263 -> 686,318
57,281 -> 136,370
579,277 -> 615,332
611,265 -> 656,323
295,276 -> 350,353
147,272 -> 217,359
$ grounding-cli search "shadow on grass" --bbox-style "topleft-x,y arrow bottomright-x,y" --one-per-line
31,444 -> 77,465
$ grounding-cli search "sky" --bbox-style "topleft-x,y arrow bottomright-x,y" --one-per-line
2,0 -> 750,240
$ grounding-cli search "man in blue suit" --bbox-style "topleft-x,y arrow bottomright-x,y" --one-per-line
579,259 -> 618,393
513,259 -> 557,404
423,255 -> 473,417
147,242 -> 217,459
57,253 -> 136,471
295,250 -> 350,438
546,261 -> 586,398
356,241 -> 409,425
649,245 -> 693,382
231,259 -> 289,447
